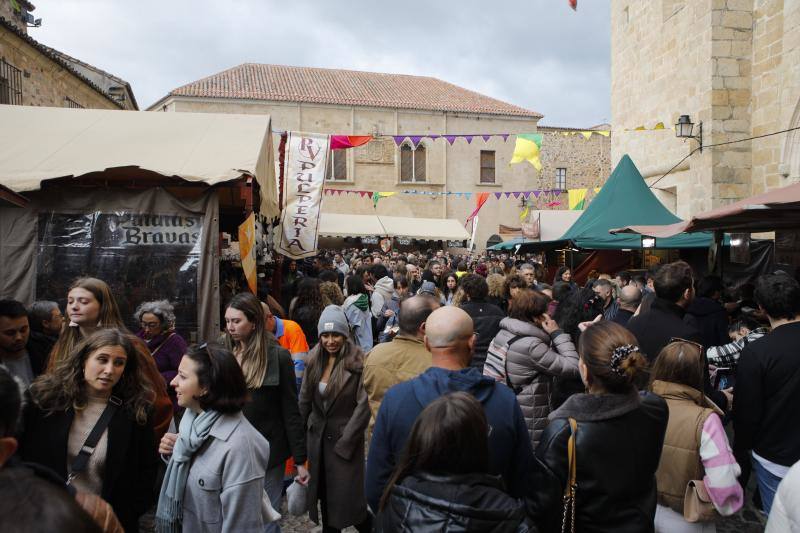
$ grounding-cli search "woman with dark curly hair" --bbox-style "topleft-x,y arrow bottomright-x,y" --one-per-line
19,329 -> 159,532
290,278 -> 326,348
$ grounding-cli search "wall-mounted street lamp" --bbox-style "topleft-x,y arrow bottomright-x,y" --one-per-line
641,236 -> 657,249
675,115 -> 703,152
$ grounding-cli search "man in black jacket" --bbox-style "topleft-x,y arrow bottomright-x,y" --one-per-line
458,274 -> 506,371
734,273 -> 800,515
625,261 -> 729,411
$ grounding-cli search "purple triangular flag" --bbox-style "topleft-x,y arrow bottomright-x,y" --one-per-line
501,134 -> 510,142
533,190 -> 541,198
512,191 -> 521,199
494,192 -> 502,200
393,136 -> 407,145
465,136 -> 474,144
444,135 -> 457,145
428,135 -> 440,140
410,136 -> 423,146
504,192 -> 512,198
482,135 -> 491,142
523,191 -> 532,199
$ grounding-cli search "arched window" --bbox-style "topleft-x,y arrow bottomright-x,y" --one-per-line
399,142 -> 426,182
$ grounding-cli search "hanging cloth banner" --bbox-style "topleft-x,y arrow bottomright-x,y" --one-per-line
568,188 -> 588,210
276,132 -> 329,259
238,212 -> 257,294
372,191 -> 396,208
568,0 -> 577,10
330,135 -> 372,150
509,133 -> 543,170
466,192 -> 490,224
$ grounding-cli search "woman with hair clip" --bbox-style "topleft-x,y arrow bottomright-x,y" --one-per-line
651,341 -> 743,532
377,391 -> 533,532
155,343 -> 279,533
219,292 -> 307,532
48,277 -> 173,439
19,329 -> 159,532
535,321 -> 669,533
299,305 -> 371,533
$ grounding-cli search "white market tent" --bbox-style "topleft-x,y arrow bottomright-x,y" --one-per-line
0,105 -> 279,217
318,212 -> 470,241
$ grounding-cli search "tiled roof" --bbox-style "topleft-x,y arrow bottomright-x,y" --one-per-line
164,63 -> 542,118
0,17 -> 122,108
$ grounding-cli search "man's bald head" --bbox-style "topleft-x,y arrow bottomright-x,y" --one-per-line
424,306 -> 474,349
398,295 -> 440,337
618,285 -> 643,311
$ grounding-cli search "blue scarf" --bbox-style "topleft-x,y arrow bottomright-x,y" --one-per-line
155,409 -> 222,533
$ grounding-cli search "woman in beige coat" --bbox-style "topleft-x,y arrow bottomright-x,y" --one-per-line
299,305 -> 371,533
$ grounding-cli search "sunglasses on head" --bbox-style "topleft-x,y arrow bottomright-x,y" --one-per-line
668,337 -> 704,352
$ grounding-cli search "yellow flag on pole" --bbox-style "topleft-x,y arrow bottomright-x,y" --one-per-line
509,134 -> 543,170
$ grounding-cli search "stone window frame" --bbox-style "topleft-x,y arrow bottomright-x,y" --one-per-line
479,150 -> 496,184
398,140 -> 427,183
325,147 -> 349,182
556,167 -> 567,191
0,57 -> 23,105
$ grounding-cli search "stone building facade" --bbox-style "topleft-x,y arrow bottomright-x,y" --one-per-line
539,125 -> 613,194
0,3 -> 135,110
152,64 -> 610,249
611,0 -> 800,218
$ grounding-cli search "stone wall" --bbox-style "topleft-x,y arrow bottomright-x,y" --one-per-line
0,26 -> 120,109
164,97 -> 611,249
0,1 -> 27,34
539,127 -> 612,192
611,0 -> 800,218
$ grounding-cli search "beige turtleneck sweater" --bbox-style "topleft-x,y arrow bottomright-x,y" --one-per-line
67,395 -> 109,495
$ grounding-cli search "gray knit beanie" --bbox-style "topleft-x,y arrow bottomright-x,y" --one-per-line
318,305 -> 350,337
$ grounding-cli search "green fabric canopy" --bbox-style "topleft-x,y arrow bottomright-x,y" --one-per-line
513,155 -> 713,252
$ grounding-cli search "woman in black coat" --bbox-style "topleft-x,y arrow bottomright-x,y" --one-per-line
378,391 -> 533,532
535,321 -> 668,533
18,329 -> 159,533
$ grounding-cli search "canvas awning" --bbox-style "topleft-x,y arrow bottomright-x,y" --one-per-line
611,181 -> 800,237
319,213 -> 386,237
318,213 -> 470,241
0,106 -> 278,217
515,155 -> 714,253
379,215 -> 470,241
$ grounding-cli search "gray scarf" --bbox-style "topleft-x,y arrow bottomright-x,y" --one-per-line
155,409 -> 222,533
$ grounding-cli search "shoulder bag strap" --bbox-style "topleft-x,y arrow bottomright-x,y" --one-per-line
150,332 -> 176,357
561,417 -> 578,533
67,395 -> 122,486
503,335 -> 527,392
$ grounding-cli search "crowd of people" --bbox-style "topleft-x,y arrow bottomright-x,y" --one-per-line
0,248 -> 799,532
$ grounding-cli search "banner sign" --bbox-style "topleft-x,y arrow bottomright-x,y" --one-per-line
239,213 -> 257,294
277,132 -> 329,259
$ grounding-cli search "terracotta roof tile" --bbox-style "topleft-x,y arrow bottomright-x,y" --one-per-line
167,63 -> 541,118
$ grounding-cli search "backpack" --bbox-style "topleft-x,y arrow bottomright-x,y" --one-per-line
483,334 -> 526,393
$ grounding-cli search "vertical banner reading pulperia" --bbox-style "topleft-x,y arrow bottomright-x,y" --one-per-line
276,132 -> 330,259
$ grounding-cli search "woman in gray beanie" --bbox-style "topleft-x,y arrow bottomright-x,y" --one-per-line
298,305 -> 372,533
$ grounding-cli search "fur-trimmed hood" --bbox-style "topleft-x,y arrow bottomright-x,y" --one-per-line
548,390 -> 643,422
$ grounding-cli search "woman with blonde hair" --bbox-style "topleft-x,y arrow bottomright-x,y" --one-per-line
651,340 -> 743,532
20,329 -> 159,532
319,281 -> 344,307
486,273 -> 507,312
49,277 -> 172,439
220,292 -> 307,532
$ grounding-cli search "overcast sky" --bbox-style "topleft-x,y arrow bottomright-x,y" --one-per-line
32,0 -> 610,127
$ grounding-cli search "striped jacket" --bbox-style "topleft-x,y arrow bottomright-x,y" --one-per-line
706,327 -> 768,369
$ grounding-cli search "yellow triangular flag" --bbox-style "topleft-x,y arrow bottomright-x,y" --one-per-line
568,188 -> 588,210
635,126 -> 646,131
596,131 -> 611,137
580,131 -> 592,139
654,122 -> 665,130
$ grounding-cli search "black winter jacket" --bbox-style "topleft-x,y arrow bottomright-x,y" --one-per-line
685,297 -> 729,350
377,472 -> 535,533
535,391 -> 668,533
18,399 -> 158,533
460,299 -> 506,371
241,343 -> 307,469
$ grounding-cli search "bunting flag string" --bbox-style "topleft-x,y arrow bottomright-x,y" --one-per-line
623,122 -> 674,132
388,133 -> 512,146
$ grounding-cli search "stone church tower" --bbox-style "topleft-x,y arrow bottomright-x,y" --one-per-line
611,0 -> 800,218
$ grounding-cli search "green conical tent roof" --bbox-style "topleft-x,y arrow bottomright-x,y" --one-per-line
513,154 -> 713,252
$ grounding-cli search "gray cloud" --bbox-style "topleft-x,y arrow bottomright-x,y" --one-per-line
32,0 -> 609,127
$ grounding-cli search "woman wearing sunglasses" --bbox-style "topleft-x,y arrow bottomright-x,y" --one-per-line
650,340 -> 743,532
156,343 -> 279,532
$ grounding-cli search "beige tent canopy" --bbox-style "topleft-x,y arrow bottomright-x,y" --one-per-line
318,212 -> 471,241
0,105 -> 278,217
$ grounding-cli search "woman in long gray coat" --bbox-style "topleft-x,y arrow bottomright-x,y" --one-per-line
493,288 -> 580,448
299,305 -> 372,533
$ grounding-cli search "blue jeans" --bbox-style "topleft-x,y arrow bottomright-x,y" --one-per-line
752,457 -> 784,515
264,463 -> 286,533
